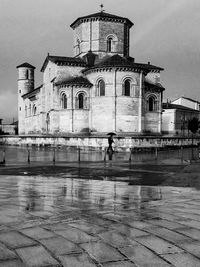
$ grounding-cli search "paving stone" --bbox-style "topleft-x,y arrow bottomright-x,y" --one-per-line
0,231 -> 36,249
144,226 -> 191,243
127,221 -> 152,229
176,227 -> 200,240
179,241 -> 200,258
162,252 -> 200,267
69,220 -> 105,234
146,219 -> 186,230
102,260 -> 137,266
55,227 -> 97,243
16,245 -> 60,266
58,253 -> 96,267
135,235 -> 183,255
0,242 -> 17,260
110,223 -> 149,238
20,226 -> 55,240
120,245 -> 171,267
99,230 -> 137,247
40,236 -> 82,255
81,241 -> 125,263
0,260 -> 26,267
176,220 -> 200,230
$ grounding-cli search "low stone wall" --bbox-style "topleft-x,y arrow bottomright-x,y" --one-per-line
0,135 -> 200,151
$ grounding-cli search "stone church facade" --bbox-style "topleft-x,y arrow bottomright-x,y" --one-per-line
17,11 -> 164,135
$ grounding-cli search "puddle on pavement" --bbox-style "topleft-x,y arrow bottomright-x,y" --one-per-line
0,175 -> 197,224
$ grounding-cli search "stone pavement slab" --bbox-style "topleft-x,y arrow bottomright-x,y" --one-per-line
20,226 -> 55,240
179,241 -> 200,258
58,253 -> 96,267
135,235 -> 183,255
0,259 -> 26,267
110,223 -> 150,238
176,227 -> 200,240
162,252 -> 200,267
102,261 -> 137,266
99,230 -> 138,247
143,226 -> 192,244
39,236 -> 82,255
16,245 -> 60,266
0,242 -> 17,260
0,231 -> 36,249
120,245 -> 171,267
55,227 -> 97,243
81,241 -> 125,263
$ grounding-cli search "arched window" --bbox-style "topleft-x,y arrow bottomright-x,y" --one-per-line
78,93 -> 84,109
61,93 -> 67,109
32,105 -> 37,115
124,79 -> 131,96
148,96 -> 157,111
107,37 -> 113,52
98,79 -> 105,96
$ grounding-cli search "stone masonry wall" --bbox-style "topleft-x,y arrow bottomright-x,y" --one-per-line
1,136 -> 200,151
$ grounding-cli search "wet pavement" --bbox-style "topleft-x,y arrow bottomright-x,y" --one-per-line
0,167 -> 200,266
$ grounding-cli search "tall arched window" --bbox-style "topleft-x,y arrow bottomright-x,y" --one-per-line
148,96 -> 157,111
32,105 -> 37,115
61,93 -> 67,109
78,93 -> 84,109
107,37 -> 113,52
98,79 -> 105,96
124,79 -> 131,96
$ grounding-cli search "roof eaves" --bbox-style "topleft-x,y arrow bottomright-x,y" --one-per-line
22,85 -> 42,98
70,12 -> 133,29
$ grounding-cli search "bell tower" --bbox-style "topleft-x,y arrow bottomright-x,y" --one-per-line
16,62 -> 35,134
70,10 -> 133,59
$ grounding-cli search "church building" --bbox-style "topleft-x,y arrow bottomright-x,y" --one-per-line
17,9 -> 164,135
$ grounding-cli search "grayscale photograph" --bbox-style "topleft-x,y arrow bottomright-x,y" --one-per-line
0,0 -> 200,266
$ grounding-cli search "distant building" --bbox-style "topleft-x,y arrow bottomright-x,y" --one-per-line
0,119 -> 18,135
172,97 -> 200,111
162,102 -> 200,135
17,10 -> 165,135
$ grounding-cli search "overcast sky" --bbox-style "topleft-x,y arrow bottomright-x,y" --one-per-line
0,0 -> 199,122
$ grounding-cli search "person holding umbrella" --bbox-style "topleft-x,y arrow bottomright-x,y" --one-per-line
107,132 -> 116,154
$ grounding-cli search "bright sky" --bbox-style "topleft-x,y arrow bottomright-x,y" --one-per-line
0,0 -> 199,122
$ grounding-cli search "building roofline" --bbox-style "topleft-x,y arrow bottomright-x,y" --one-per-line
16,62 -> 35,69
70,11 -> 134,29
22,85 -> 42,98
40,55 -> 86,72
163,102 -> 200,112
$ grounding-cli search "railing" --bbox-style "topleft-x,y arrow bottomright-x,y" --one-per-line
0,145 -> 200,166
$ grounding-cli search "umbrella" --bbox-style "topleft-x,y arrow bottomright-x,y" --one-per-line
107,132 -> 116,136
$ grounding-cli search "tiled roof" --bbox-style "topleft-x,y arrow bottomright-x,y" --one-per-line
84,55 -> 164,72
41,55 -> 86,72
22,85 -> 42,98
162,103 -> 200,112
16,62 -> 35,69
55,76 -> 92,87
174,96 -> 200,104
70,11 -> 133,29
145,81 -> 165,91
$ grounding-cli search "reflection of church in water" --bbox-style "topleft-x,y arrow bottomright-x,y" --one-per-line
17,176 -> 162,217
17,7 -> 164,135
